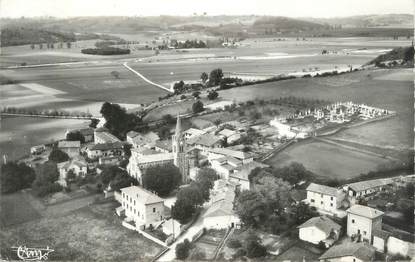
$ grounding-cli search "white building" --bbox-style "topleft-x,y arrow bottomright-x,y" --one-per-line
57,158 -> 88,187
346,205 -> 383,244
305,183 -> 347,216
269,118 -> 296,139
205,100 -> 234,111
116,186 -> 165,229
298,216 -> 341,247
203,186 -> 240,229
126,131 -> 160,149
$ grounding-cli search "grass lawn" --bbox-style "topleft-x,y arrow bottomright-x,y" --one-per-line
0,201 -> 164,261
0,191 -> 42,227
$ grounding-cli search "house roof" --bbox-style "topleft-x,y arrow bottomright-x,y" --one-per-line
155,140 -> 172,152
186,134 -> 222,147
58,140 -> 81,148
204,189 -> 236,218
95,127 -> 109,132
126,131 -> 140,139
298,216 -> 341,235
137,153 -> 174,165
121,186 -> 164,205
306,183 -> 339,196
90,142 -> 123,151
346,204 -> 384,219
58,158 -> 87,169
319,243 -> 375,261
219,128 -> 236,137
347,178 -> 394,192
95,131 -> 120,143
207,147 -> 252,160
184,128 -> 206,137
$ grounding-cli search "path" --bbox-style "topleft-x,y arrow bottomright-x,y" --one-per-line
157,210 -> 206,261
122,62 -> 173,93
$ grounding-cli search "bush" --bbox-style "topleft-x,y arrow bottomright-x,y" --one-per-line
0,162 -> 36,194
192,100 -> 204,114
227,239 -> 242,248
48,148 -> 69,163
81,47 -> 130,55
176,239 -> 191,260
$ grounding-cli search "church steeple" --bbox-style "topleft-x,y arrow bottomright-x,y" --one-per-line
175,114 -> 182,138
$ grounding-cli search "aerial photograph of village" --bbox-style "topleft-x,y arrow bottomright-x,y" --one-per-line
0,0 -> 414,261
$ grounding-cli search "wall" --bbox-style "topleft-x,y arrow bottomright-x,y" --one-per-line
387,236 -> 415,257
203,215 -> 240,229
307,191 -> 338,213
299,227 -> 327,245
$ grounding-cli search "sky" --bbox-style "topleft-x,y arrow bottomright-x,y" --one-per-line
0,0 -> 413,18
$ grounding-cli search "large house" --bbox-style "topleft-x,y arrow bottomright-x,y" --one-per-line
346,204 -> 383,244
57,158 -> 88,187
298,216 -> 341,247
58,141 -> 81,158
305,183 -> 347,216
116,186 -> 165,229
319,242 -> 376,262
186,133 -> 223,152
94,128 -> 121,144
86,142 -> 124,160
203,184 -> 240,229
126,131 -> 159,149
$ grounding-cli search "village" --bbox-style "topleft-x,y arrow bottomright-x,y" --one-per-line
5,93 -> 411,261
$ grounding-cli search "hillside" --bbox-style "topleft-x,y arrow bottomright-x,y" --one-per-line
303,14 -> 414,28
367,46 -> 414,67
1,27 -> 76,47
252,16 -> 328,32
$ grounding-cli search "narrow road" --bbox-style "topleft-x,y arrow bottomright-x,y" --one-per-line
157,210 -> 206,261
122,62 -> 173,93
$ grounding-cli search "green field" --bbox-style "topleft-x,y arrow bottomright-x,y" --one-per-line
267,139 -> 397,180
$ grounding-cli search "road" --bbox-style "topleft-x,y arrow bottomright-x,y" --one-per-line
157,209 -> 206,261
123,62 -> 173,93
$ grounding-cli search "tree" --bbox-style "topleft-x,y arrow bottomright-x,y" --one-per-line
157,126 -> 171,140
292,202 -> 318,224
195,168 -> 218,201
100,102 -> 146,139
110,171 -> 136,192
192,91 -> 200,99
171,197 -> 196,223
208,68 -> 223,86
192,100 -> 204,114
111,71 -> 120,79
207,90 -> 219,100
178,184 -> 204,207
162,114 -> 175,124
142,164 -> 181,197
0,162 -> 36,194
173,81 -> 185,94
89,118 -> 99,128
176,239 -> 191,260
48,148 -> 69,163
32,161 -> 62,197
245,233 -> 267,258
66,131 -> 85,143
200,72 -> 208,83
235,190 -> 268,228
66,42 -> 71,49
30,43 -> 35,49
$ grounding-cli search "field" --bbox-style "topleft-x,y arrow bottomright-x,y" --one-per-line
0,116 -> 90,160
0,194 -> 163,261
266,138 -> 397,180
0,191 -> 42,227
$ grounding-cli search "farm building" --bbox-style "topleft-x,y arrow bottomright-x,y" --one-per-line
58,140 -> 81,158
203,187 -> 240,229
305,183 -> 347,216
298,216 -> 341,247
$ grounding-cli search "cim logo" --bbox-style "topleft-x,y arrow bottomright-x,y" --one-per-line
11,246 -> 54,261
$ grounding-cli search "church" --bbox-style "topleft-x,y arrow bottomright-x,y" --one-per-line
126,115 -> 199,185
